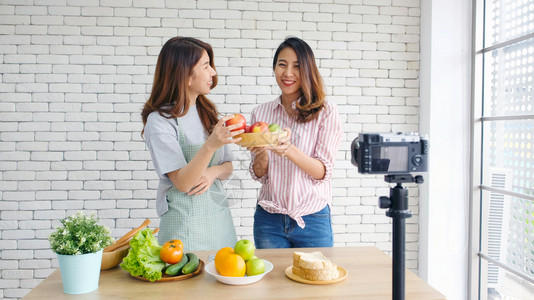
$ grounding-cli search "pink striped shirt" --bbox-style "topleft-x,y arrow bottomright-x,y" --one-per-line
249,96 -> 343,228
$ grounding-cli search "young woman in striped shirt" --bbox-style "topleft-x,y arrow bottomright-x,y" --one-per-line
248,37 -> 343,248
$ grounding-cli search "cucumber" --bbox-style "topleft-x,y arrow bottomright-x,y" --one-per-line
181,253 -> 199,275
165,254 -> 189,276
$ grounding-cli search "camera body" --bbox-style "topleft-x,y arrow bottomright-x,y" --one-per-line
351,132 -> 428,174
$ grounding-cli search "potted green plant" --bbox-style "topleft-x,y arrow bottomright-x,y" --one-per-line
49,211 -> 114,294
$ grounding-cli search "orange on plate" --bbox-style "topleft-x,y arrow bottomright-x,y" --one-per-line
216,253 -> 246,277
215,247 -> 234,272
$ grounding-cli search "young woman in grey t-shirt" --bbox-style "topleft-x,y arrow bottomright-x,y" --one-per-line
141,37 -> 244,251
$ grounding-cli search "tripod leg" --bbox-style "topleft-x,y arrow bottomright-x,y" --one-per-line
388,184 -> 411,300
392,212 -> 405,300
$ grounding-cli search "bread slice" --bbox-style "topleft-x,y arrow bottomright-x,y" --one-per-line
292,265 -> 339,281
293,251 -> 336,269
292,251 -> 339,281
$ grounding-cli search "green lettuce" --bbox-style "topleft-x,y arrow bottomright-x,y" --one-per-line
120,228 -> 165,282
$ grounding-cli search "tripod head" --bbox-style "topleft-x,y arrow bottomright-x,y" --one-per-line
379,174 -> 424,211
384,174 -> 424,185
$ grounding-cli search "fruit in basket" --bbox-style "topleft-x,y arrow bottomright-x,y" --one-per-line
246,257 -> 265,276
234,239 -> 255,261
160,239 -> 184,264
225,113 -> 246,131
217,253 -> 246,277
268,123 -> 281,132
249,121 -> 269,133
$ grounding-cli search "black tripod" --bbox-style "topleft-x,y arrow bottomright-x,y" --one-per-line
378,174 -> 424,300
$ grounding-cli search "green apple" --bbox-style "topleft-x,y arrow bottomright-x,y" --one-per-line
268,123 -> 281,132
234,239 -> 255,261
246,257 -> 265,276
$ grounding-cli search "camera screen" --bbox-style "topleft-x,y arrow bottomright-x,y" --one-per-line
370,146 -> 408,172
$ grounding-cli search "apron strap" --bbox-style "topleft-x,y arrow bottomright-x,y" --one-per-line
175,118 -> 186,146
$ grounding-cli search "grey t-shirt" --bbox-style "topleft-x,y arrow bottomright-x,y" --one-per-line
144,105 -> 234,216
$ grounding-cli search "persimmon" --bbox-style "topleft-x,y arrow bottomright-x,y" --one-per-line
160,239 -> 184,264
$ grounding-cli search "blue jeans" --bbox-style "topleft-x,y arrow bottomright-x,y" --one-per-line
253,204 -> 333,249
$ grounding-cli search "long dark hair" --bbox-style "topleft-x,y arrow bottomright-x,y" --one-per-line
141,37 -> 219,137
273,37 -> 325,123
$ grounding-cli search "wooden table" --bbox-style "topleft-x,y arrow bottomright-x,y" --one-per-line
23,246 -> 445,299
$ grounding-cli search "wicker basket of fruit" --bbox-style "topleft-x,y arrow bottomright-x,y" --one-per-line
226,114 -> 286,148
236,131 -> 288,148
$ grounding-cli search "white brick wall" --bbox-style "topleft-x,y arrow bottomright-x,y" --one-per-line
0,0 -> 421,298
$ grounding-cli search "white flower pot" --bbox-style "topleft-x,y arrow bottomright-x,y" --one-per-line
57,249 -> 103,294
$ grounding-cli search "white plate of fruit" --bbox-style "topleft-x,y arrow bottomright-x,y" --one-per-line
205,240 -> 273,285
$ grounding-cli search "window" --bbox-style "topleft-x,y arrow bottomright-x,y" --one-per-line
473,0 -> 534,299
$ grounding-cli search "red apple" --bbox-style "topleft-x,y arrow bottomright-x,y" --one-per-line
245,125 -> 251,133
225,113 -> 246,132
249,121 -> 268,133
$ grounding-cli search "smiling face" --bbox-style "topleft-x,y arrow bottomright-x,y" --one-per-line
187,50 -> 217,104
274,47 -> 302,103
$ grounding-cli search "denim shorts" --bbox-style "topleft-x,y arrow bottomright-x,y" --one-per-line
253,204 -> 333,249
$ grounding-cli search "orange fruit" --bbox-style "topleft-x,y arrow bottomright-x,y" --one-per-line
215,247 -> 234,272
217,253 -> 246,277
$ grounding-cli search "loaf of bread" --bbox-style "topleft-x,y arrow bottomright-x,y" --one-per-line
292,251 -> 339,281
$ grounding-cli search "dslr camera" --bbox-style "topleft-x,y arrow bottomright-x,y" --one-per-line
351,132 -> 428,175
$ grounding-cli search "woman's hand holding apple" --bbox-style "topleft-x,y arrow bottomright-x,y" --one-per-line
225,113 -> 246,131
205,115 -> 244,151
